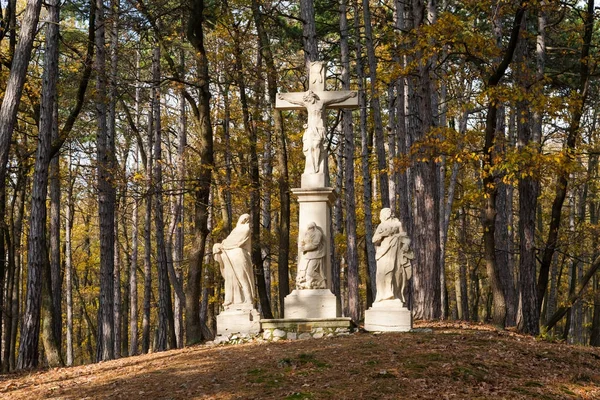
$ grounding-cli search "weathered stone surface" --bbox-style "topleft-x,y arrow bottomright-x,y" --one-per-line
284,289 -> 340,319
261,317 -> 352,330
273,329 -> 287,338
364,299 -> 412,332
216,308 -> 260,336
298,333 -> 312,340
313,332 -> 323,339
287,332 -> 297,340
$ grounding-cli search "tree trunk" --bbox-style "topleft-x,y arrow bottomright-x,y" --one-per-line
537,0 -> 594,313
17,0 -> 60,369
250,0 -> 290,317
108,0 -> 121,359
0,0 -> 42,191
65,149 -> 74,366
406,0 -> 441,320
172,50 -> 186,347
545,255 -> 600,332
300,0 -> 318,71
339,0 -> 358,320
95,0 -> 116,361
362,0 -> 389,208
354,2 -> 376,319
456,208 -> 469,321
186,0 -> 214,345
49,104 -> 62,355
152,44 -> 176,351
512,12 -> 539,334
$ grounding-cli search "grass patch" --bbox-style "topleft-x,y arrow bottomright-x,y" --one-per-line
523,381 -> 544,387
560,386 -> 577,396
451,366 -> 488,383
277,353 -> 329,369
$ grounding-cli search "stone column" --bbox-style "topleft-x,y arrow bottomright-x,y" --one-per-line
284,187 -> 340,319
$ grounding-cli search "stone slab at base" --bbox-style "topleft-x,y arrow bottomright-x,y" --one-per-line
261,317 -> 353,341
301,172 -> 328,188
216,306 -> 260,336
284,289 -> 340,319
364,299 -> 412,332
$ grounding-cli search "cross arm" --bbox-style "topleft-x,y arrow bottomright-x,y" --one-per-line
275,92 -> 306,110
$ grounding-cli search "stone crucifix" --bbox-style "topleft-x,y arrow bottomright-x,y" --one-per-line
276,61 -> 358,188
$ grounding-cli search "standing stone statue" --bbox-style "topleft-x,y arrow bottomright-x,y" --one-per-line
364,207 -> 414,332
372,208 -> 413,304
297,222 -> 327,289
213,214 -> 256,309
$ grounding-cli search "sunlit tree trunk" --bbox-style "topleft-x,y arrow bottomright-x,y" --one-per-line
251,0 -> 290,316
152,44 -> 176,351
406,0 -> 441,319
65,148 -> 74,366
340,0 -> 359,320
17,0 -> 60,369
362,0 -> 389,208
0,0 -> 42,197
129,49 -> 141,356
537,0 -> 594,318
142,111 -> 154,354
186,0 -> 215,344
353,1 -> 376,319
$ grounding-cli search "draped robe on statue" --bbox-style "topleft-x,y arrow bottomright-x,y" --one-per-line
372,211 -> 413,303
213,214 -> 256,308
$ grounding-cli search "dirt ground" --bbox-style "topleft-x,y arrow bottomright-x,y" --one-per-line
1,322 -> 600,399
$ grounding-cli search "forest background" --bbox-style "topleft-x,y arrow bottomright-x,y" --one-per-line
0,0 -> 598,371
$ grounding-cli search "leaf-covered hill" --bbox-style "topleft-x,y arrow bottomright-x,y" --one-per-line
2,322 -> 599,399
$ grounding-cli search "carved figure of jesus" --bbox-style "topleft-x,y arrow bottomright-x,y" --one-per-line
278,90 -> 357,174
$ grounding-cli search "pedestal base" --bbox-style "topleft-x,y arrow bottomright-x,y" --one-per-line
364,299 -> 412,332
216,305 -> 260,336
284,289 -> 340,319
301,172 -> 327,188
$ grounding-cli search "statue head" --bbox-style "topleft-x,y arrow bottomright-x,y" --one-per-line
238,213 -> 250,225
303,90 -> 319,104
307,221 -> 317,230
379,208 -> 392,222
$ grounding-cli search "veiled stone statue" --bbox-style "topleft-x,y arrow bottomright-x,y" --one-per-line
297,222 -> 327,289
213,214 -> 255,309
372,208 -> 413,304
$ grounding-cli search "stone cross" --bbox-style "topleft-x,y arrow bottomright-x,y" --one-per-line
276,61 -> 358,188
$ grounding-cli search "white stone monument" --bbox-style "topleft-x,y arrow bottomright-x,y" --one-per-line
364,208 -> 414,332
213,214 -> 260,336
276,61 -> 358,319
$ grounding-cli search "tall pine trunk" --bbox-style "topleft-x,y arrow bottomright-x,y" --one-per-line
407,0 -> 441,319
186,0 -> 214,345
95,0 -> 116,361
17,0 -> 60,369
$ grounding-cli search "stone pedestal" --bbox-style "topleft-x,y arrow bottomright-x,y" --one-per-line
291,187 -> 336,290
284,289 -> 340,319
364,299 -> 412,332
216,304 -> 260,336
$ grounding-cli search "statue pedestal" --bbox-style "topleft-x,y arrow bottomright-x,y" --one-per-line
284,289 -> 340,319
216,304 -> 260,336
301,172 -> 328,188
364,299 -> 412,332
